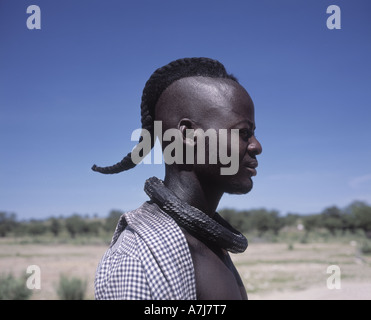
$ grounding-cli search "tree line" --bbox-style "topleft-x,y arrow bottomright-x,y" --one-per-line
1,200 -> 371,239
219,200 -> 371,238
0,210 -> 123,238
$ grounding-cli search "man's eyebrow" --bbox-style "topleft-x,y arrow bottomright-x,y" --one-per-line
233,119 -> 256,130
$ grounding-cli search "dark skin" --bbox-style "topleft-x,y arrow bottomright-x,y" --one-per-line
155,76 -> 262,300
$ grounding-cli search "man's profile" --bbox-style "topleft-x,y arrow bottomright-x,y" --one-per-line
92,57 -> 262,300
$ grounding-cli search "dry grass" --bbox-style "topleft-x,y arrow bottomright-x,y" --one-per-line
1,237 -> 371,300
0,239 -> 107,300
231,241 -> 371,300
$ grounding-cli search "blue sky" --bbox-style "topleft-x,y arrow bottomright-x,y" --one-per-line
1,0 -> 371,219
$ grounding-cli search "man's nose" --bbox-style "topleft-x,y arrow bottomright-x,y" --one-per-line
247,136 -> 262,156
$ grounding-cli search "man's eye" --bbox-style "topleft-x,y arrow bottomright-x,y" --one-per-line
239,129 -> 253,140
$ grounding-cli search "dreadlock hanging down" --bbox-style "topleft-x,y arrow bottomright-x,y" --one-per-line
91,57 -> 238,174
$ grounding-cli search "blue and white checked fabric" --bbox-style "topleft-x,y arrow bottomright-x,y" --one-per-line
95,201 -> 197,300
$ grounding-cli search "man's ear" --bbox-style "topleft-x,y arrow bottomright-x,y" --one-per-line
178,118 -> 197,147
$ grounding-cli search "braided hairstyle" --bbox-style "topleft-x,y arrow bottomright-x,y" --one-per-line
91,57 -> 238,174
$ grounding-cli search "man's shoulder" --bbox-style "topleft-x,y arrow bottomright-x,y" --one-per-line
109,225 -> 140,259
110,202 -> 155,237
109,201 -> 178,250
121,201 -> 177,230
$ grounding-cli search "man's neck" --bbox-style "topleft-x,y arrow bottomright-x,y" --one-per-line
163,167 -> 223,218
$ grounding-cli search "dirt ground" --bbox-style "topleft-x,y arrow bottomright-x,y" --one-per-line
231,242 -> 371,300
0,241 -> 106,300
1,239 -> 370,300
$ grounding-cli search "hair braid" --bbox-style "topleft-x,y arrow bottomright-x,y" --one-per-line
91,57 -> 238,174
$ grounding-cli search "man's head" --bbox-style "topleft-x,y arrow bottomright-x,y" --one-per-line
91,57 -> 262,194
156,76 -> 262,194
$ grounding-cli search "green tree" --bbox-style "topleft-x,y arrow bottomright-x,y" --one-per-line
269,210 -> 285,235
219,208 -> 250,233
321,206 -> 343,235
353,203 -> 371,238
49,217 -> 62,237
283,213 -> 301,227
302,214 -> 320,234
249,209 -> 284,236
340,212 -> 357,234
0,212 -> 18,237
105,210 -> 123,232
26,220 -> 47,236
65,214 -> 87,238
86,220 -> 102,236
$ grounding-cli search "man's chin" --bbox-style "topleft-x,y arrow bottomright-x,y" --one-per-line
224,180 -> 253,195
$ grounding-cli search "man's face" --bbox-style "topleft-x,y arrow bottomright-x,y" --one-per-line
155,76 -> 262,195
192,78 -> 262,194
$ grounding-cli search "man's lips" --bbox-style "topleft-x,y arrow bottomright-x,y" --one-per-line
243,160 -> 258,176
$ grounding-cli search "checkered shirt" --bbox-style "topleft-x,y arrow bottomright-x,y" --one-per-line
94,201 -> 197,300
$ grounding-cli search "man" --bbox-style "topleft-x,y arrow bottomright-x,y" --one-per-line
92,57 -> 262,300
